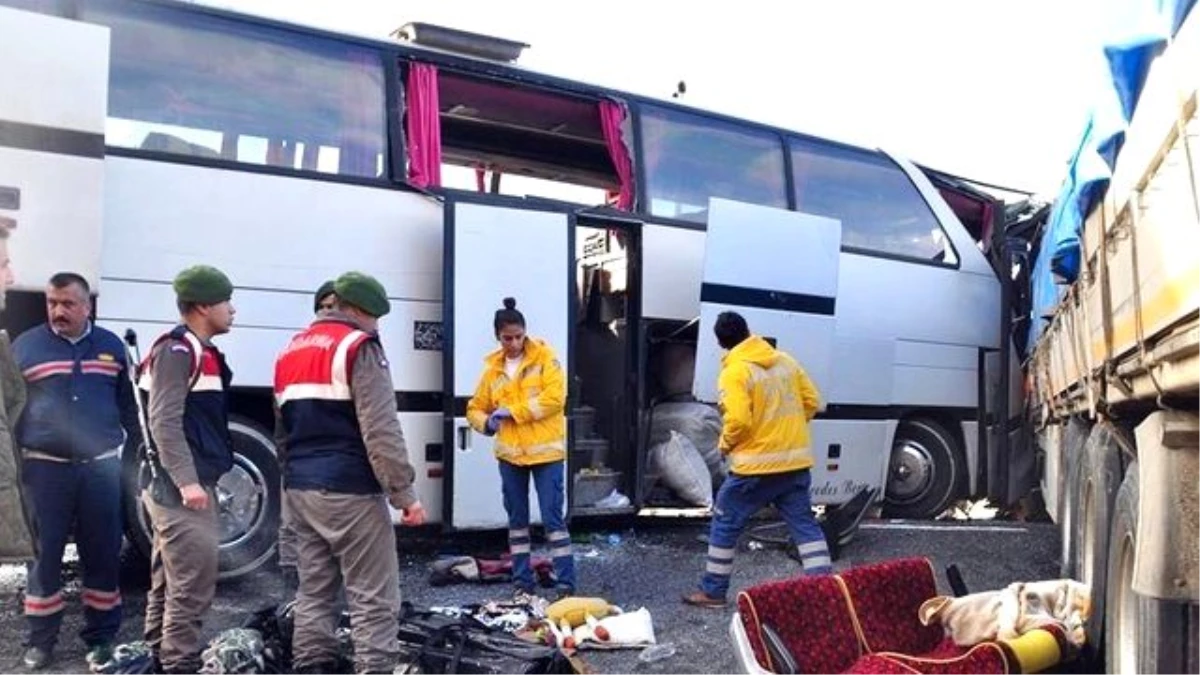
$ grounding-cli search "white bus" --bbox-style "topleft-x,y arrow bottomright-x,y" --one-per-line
1,0 -> 1014,578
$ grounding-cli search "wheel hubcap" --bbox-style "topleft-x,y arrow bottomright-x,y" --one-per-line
216,456 -> 266,546
887,440 -> 935,504
138,450 -> 267,548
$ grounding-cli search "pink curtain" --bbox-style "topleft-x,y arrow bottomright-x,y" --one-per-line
405,62 -> 442,188
599,99 -> 634,210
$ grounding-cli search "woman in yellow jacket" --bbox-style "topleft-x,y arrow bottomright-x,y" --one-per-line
467,297 -> 575,596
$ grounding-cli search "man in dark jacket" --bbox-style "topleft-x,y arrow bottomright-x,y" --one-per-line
13,272 -> 142,670
138,265 -> 236,674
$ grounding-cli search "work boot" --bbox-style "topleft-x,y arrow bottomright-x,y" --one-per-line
681,590 -> 727,608
85,642 -> 114,671
21,646 -> 53,671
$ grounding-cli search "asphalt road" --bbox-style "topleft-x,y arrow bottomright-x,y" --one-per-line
0,517 -> 1060,674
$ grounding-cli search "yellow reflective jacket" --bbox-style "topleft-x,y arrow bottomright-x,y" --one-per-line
718,335 -> 821,475
467,338 -> 566,466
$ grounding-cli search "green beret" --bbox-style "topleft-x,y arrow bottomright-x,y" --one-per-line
334,271 -> 390,318
173,265 -> 233,304
313,279 -> 336,312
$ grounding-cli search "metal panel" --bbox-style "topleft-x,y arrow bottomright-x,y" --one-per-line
445,200 -> 571,530
693,198 -> 841,403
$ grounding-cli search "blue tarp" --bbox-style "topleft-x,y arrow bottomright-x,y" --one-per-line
1026,0 -> 1195,351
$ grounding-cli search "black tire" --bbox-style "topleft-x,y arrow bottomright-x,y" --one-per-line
1104,463 -> 1192,674
1059,417 -> 1091,578
1073,423 -> 1124,661
882,418 -> 966,520
120,415 -> 280,580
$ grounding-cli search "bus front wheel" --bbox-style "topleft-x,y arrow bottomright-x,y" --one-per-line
882,418 -> 965,520
122,415 -> 280,580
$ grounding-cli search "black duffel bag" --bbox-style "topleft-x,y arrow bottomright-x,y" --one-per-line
396,602 -> 577,674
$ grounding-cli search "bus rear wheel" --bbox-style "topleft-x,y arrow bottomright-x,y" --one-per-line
122,415 -> 280,580
882,418 -> 965,520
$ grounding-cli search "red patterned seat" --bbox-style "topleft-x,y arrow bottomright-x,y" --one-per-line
836,557 -> 947,655
736,574 -> 863,674
844,638 -> 1012,672
732,557 -> 1072,674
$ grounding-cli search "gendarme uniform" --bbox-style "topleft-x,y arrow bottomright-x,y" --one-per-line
273,272 -> 418,674
275,279 -> 338,587
139,265 -> 235,674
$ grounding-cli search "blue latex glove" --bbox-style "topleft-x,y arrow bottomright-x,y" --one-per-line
486,408 -> 512,434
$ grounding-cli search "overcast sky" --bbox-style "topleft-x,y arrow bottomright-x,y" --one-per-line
208,0 -> 1113,198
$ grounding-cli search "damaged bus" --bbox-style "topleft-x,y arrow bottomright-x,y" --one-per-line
1,0 -> 1016,578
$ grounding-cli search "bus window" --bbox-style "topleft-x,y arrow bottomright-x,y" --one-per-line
82,0 -> 387,179
791,138 -> 957,264
639,106 -> 787,223
431,70 -> 615,205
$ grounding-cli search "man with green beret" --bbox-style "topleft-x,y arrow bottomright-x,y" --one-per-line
277,279 -> 338,595
273,271 -> 425,674
138,264 -> 236,674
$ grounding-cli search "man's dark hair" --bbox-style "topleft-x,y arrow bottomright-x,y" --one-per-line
714,311 -> 751,350
49,271 -> 90,296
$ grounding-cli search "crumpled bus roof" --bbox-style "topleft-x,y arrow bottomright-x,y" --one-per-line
1027,0 -> 1195,350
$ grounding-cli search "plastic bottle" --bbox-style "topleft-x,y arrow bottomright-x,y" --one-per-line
638,643 -> 677,663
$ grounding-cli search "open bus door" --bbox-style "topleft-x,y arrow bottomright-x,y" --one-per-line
442,197 -> 574,530
692,199 -> 872,500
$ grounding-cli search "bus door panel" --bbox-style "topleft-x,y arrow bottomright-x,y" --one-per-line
443,198 -> 572,530
693,198 -> 841,404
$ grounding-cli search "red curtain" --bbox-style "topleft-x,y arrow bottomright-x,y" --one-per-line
599,99 -> 634,210
405,62 -> 442,188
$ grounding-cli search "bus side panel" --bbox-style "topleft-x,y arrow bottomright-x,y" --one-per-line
95,157 -> 449,523
96,157 -> 445,391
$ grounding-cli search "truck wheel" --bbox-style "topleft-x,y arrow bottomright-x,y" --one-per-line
1059,417 -> 1090,578
120,415 -> 280,580
1105,463 -> 1190,674
1074,423 -> 1124,660
882,418 -> 965,520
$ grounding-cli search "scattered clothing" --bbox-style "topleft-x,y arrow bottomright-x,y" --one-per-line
89,641 -> 156,674
200,629 -> 266,674
429,554 -> 556,587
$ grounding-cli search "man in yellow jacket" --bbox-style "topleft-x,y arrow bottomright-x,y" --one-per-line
684,311 -> 832,608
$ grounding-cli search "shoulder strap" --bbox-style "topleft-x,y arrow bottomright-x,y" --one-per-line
142,329 -> 204,391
